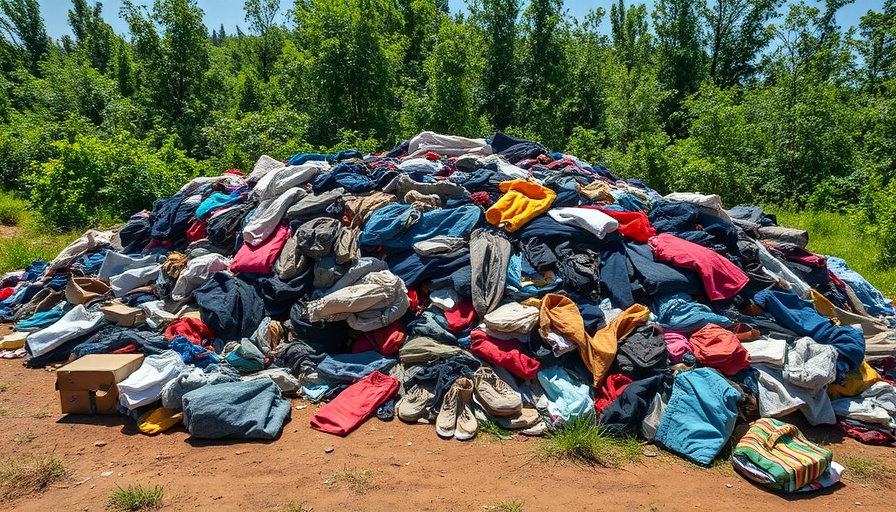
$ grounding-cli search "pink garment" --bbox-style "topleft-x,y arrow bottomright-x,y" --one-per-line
664,331 -> 692,363
648,233 -> 748,301
310,371 -> 399,436
230,223 -> 290,274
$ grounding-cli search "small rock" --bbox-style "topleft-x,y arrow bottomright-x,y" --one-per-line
117,473 -> 123,477
99,471 -> 113,477
407,442 -> 412,446
295,405 -> 307,410
94,441 -> 107,447
855,502 -> 862,506
642,449 -> 658,457
387,436 -> 394,439
726,484 -> 733,488
324,447 -> 334,454
294,429 -> 298,433
235,451 -> 243,455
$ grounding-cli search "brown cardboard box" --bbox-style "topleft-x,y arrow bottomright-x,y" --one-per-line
56,354 -> 145,414
100,302 -> 146,327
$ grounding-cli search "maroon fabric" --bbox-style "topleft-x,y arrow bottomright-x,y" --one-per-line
594,373 -> 633,413
586,206 -> 656,243
838,420 -> 896,446
310,371 -> 399,436
164,317 -> 216,346
444,300 -> 477,332
469,329 -> 540,380
353,321 -> 406,356
688,323 -> 751,376
230,223 -> 290,274
470,191 -> 492,207
186,219 -> 207,241
648,233 -> 749,301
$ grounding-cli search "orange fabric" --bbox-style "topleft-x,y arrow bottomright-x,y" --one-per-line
578,304 -> 650,387
539,294 -> 586,348
485,180 -> 556,233
810,288 -> 841,324
689,323 -> 751,376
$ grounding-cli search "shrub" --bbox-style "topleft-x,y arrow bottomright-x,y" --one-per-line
108,484 -> 164,511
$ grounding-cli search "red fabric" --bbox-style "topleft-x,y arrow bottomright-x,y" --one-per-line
145,239 -> 174,251
688,323 -> 751,376
164,317 -> 216,346
648,233 -> 749,301
406,288 -> 428,315
470,330 -> 540,380
444,300 -> 477,332
230,223 -> 290,274
310,371 -> 399,436
111,344 -> 139,354
838,420 -> 896,446
186,219 -> 208,241
586,207 -> 657,243
594,373 -> 633,413
423,151 -> 441,161
0,287 -> 13,301
470,191 -> 492,207
224,169 -> 245,177
353,321 -> 407,356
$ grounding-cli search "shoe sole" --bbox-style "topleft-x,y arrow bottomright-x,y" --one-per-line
435,426 -> 455,438
454,429 -> 477,441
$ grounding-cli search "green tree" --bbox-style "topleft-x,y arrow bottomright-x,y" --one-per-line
0,0 -> 50,75
244,0 -> 283,82
68,0 -> 117,74
468,0 -> 521,130
702,0 -> 782,86
857,1 -> 895,93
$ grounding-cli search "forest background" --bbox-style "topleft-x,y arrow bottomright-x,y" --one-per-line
0,0 -> 894,289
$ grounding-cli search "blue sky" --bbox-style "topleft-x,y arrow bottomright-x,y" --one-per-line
37,0 -> 884,39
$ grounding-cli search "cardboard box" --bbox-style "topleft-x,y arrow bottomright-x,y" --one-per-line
56,354 -> 144,414
100,302 -> 146,327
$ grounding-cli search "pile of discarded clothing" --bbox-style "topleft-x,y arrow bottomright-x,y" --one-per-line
2,131 -> 895,489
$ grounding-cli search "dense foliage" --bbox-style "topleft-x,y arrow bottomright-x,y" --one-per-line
0,0 -> 894,260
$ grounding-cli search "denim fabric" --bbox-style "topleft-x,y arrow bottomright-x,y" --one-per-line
754,290 -> 865,380
182,379 -> 291,439
652,293 -> 733,333
827,256 -> 896,317
655,368 -> 740,465
316,351 -> 397,383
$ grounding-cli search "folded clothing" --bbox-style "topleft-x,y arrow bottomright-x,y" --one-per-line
310,371 -> 399,436
182,379 -> 291,439
470,329 -> 540,380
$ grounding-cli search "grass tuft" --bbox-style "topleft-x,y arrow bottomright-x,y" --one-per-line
108,484 -> 164,511
534,415 -> 641,467
0,456 -> 66,498
478,419 -> 513,440
325,467 -> 372,495
484,499 -> 524,512
842,456 -> 893,488
272,502 -> 313,512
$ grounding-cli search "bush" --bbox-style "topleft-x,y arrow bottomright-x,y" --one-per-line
31,133 -> 200,230
0,190 -> 24,226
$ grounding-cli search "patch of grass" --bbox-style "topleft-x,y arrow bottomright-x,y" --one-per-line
325,467 -> 372,495
0,204 -> 78,274
773,210 -> 896,297
842,456 -> 894,488
534,415 -> 641,467
31,408 -> 51,419
0,383 -> 11,392
478,419 -> 513,440
484,499 -> 524,512
271,502 -> 313,512
108,484 -> 164,511
0,456 -> 66,498
0,190 -> 24,226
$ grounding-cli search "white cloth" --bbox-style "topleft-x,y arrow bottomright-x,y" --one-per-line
248,154 -> 286,183
483,302 -> 540,334
98,252 -> 159,282
547,208 -> 619,240
110,263 -> 161,298
253,162 -> 328,201
429,288 -> 459,310
99,251 -> 162,297
663,192 -> 732,221
782,337 -> 837,391
397,158 -> 443,175
177,174 -> 246,196
753,239 -> 812,299
118,351 -> 188,410
26,305 -> 104,357
242,186 -> 305,246
407,131 -> 492,157
741,337 -> 787,367
831,381 -> 896,428
754,364 -> 836,426
477,154 -> 531,180
170,254 -> 232,302
45,229 -> 116,275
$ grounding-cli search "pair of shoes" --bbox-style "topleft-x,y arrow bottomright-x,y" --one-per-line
397,384 -> 435,423
436,377 -> 477,440
472,366 -> 522,417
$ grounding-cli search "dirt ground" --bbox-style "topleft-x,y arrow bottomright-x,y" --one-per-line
2,323 -> 896,512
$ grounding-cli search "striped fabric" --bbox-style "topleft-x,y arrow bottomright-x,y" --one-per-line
732,418 -> 832,492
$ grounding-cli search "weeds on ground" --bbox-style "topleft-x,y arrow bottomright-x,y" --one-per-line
325,467 -> 372,495
842,456 -> 894,488
478,419 -> 513,440
0,191 -> 23,226
534,415 -> 640,467
0,456 -> 65,498
0,383 -> 11,392
271,502 -> 312,512
108,484 -> 164,511
31,408 -> 51,419
484,499 -> 524,511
